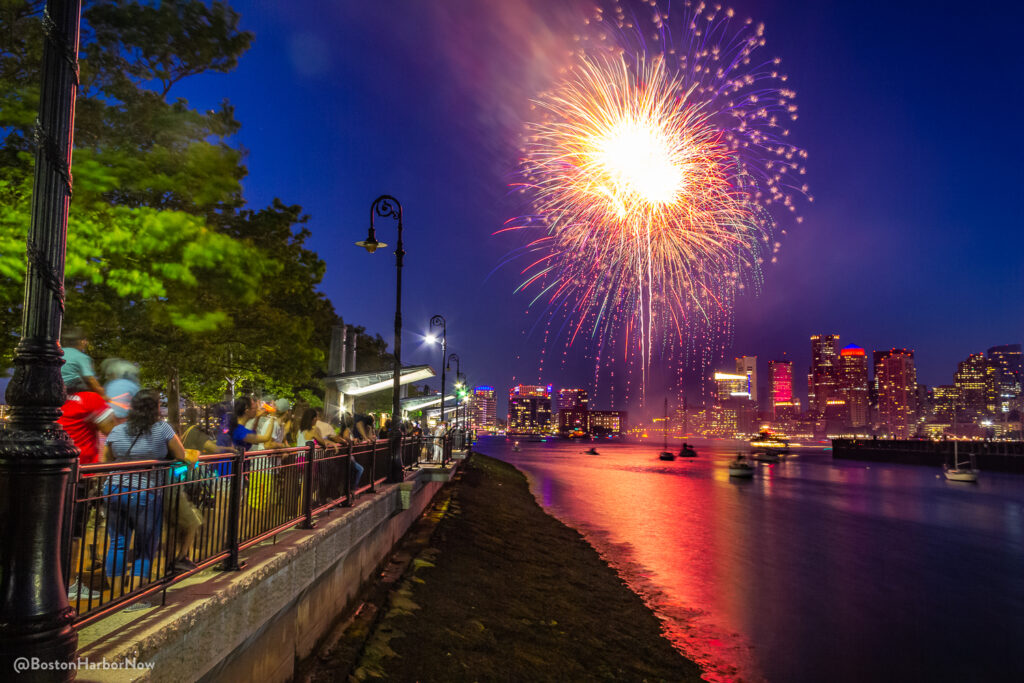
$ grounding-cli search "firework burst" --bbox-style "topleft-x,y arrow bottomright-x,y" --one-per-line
505,0 -> 808,401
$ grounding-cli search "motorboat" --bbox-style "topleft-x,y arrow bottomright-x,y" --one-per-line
752,451 -> 781,463
678,443 -> 697,458
586,447 -> 600,455
512,441 -> 521,452
658,451 -> 676,461
944,443 -> 979,482
728,454 -> 755,478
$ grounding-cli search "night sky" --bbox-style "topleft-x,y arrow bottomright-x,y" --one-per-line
11,1 -> 1023,416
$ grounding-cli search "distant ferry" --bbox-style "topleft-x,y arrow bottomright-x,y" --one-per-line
750,431 -> 790,455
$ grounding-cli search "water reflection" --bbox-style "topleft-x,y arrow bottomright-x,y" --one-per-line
478,437 -> 1024,683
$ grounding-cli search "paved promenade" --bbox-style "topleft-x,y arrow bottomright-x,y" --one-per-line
301,453 -> 701,682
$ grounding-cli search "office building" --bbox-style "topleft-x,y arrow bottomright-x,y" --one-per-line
558,388 -> 589,411
589,410 -> 625,436
988,344 -> 1022,414
470,386 -> 497,433
508,384 -> 553,434
715,372 -> 751,401
810,334 -> 841,414
735,356 -> 757,405
768,360 -> 793,419
954,353 -> 994,419
838,344 -> 870,429
875,348 -> 918,438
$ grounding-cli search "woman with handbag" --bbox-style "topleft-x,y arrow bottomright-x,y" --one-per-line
101,389 -> 188,586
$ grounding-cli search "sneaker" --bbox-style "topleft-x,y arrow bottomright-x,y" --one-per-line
67,579 -> 101,601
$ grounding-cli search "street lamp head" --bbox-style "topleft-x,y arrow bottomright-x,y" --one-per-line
355,226 -> 387,254
430,314 -> 446,330
425,334 -> 437,345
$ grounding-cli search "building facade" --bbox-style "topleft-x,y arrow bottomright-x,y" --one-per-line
838,344 -> 870,429
508,384 -> 553,434
988,344 -> 1022,415
875,348 -> 918,438
735,356 -> 757,406
810,334 -> 841,414
589,410 -> 625,436
954,353 -> 994,420
768,360 -> 793,419
470,385 -> 497,433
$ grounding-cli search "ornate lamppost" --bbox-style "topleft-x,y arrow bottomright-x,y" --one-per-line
0,0 -> 83,676
355,195 -> 405,483
429,315 -> 447,430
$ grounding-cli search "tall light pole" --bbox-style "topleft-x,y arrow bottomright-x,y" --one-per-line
429,315 -> 447,429
0,0 -> 82,675
447,353 -> 460,428
355,195 -> 405,483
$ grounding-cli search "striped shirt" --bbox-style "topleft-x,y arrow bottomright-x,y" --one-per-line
105,420 -> 176,490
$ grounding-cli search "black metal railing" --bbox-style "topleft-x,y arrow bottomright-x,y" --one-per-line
64,433 -> 455,626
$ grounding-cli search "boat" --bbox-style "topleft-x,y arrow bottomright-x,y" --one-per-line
728,454 -> 755,478
586,447 -> 600,455
657,397 -> 676,460
752,451 -> 781,463
943,442 -> 979,482
750,430 -> 790,455
678,442 -> 697,458
511,441 -> 521,452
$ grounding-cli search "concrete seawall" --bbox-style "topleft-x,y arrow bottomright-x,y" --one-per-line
76,465 -> 458,683
832,438 -> 1024,472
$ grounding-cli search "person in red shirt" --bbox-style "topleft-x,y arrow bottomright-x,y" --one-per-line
58,390 -> 115,466
61,390 -> 115,602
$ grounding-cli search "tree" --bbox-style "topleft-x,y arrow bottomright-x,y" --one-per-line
1,1 -> 339,425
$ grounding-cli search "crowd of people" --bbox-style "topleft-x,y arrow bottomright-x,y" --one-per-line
59,325 -> 459,605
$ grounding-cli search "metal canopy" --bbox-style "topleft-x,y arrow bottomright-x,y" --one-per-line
323,364 -> 435,397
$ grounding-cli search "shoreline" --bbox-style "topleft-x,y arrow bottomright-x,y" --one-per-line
303,453 -> 703,681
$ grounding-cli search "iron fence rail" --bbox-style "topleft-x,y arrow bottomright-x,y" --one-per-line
64,433 -> 457,626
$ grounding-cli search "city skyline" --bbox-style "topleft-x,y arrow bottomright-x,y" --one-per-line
133,0 -> 1021,409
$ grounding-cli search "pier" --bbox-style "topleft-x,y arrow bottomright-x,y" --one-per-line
832,438 -> 1024,472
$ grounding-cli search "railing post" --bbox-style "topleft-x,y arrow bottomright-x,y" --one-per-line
343,441 -> 353,507
369,442 -> 377,493
221,448 -> 246,571
300,441 -> 316,529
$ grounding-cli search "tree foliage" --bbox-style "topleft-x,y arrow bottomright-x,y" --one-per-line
0,0 -> 340,416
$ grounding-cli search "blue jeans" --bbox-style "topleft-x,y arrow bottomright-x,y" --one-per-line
351,458 -> 365,490
104,482 -> 163,578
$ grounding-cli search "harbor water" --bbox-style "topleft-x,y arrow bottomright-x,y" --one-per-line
475,436 -> 1024,682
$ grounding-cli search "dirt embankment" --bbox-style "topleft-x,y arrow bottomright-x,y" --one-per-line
305,453 -> 703,682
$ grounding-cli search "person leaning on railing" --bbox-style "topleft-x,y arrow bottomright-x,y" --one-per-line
101,389 -> 188,584
230,397 -> 286,513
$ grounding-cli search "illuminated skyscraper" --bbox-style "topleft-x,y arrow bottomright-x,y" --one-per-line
734,356 -> 757,404
954,353 -> 994,419
508,384 -> 553,434
875,348 -> 918,438
556,388 -> 589,436
558,388 -> 589,411
768,360 -> 793,419
987,344 -> 1022,415
810,334 -> 841,414
470,386 -> 497,433
714,372 -> 750,401
838,345 -> 869,429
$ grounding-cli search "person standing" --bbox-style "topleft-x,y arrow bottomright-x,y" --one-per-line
60,326 -> 107,399
102,390 -> 187,582
61,389 -> 116,602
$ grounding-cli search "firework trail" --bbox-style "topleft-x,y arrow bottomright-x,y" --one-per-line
504,0 -> 809,401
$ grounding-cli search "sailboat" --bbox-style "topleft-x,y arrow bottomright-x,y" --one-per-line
944,441 -> 979,482
658,398 -> 675,461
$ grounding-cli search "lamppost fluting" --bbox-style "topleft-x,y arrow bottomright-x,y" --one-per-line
429,315 -> 447,431
355,195 -> 405,483
0,0 -> 82,674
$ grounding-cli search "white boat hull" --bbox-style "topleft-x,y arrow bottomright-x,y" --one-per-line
944,469 -> 979,482
729,466 -> 754,478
